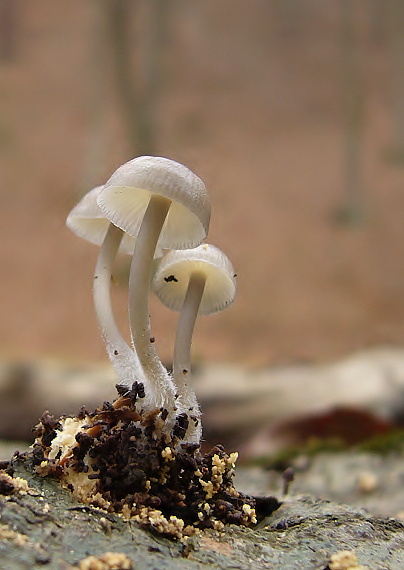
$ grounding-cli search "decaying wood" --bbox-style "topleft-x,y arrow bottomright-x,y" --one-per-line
1,455 -> 404,569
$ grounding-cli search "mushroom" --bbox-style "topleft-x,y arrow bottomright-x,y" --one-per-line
97,156 -> 210,414
152,243 -> 236,442
66,186 -> 137,255
66,186 -> 161,389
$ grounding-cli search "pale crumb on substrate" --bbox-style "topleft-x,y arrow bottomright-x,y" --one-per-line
38,460 -> 110,510
58,468 -> 112,512
211,455 -> 225,487
36,497 -> 51,514
227,452 -> 239,469
99,517 -> 112,534
242,503 -> 257,524
199,452 -> 240,501
199,478 -> 215,499
134,506 -> 195,540
0,470 -> 30,495
76,551 -> 133,570
212,519 -> 225,531
356,471 -> 379,494
0,470 -> 50,515
161,446 -> 174,462
203,502 -> 211,515
0,523 -> 30,547
329,550 -> 369,570
0,523 -> 45,556
62,468 -> 101,505
120,503 -> 132,519
46,416 -> 90,460
197,502 -> 256,527
212,452 -> 238,473
36,460 -> 52,476
90,492 -> 112,511
115,504 -> 196,540
228,486 -> 239,498
212,454 -> 227,474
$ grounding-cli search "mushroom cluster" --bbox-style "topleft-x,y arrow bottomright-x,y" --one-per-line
30,156 -> 279,537
66,156 -> 235,444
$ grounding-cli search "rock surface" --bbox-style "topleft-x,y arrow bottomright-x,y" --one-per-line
1,456 -> 404,569
235,450 -> 404,520
2,349 -> 404,567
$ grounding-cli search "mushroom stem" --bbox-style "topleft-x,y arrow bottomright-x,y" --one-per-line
94,223 -> 140,386
128,194 -> 174,408
172,271 -> 205,443
173,271 -> 206,383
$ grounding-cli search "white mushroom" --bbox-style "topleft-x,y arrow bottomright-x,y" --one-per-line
67,186 -> 149,389
66,186 -> 137,255
97,157 -> 210,416
152,243 -> 236,442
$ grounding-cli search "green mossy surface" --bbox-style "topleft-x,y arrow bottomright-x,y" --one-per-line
252,429 -> 404,472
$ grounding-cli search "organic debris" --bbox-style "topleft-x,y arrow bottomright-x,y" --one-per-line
29,385 -> 280,539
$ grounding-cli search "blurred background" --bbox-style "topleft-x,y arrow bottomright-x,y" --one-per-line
2,1 -> 404,460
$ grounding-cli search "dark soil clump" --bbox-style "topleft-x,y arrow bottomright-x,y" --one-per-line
29,386 -> 280,538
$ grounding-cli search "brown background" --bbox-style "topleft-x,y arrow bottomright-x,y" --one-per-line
1,1 -> 404,367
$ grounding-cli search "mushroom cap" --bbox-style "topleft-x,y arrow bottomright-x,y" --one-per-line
96,156 -> 211,249
152,244 -> 236,315
67,186 -> 163,257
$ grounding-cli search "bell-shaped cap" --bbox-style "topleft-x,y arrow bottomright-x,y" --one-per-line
97,156 -> 211,249
152,244 -> 236,315
66,186 -> 140,255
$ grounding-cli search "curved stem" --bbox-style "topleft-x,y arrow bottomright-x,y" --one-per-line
94,223 -> 140,387
173,271 -> 206,384
128,194 -> 175,410
173,271 -> 206,443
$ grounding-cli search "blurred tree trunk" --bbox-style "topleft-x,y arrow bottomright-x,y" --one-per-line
79,2 -> 110,192
105,0 -> 167,156
337,0 -> 364,225
387,0 -> 404,163
369,0 -> 386,44
273,0 -> 306,37
0,0 -> 16,62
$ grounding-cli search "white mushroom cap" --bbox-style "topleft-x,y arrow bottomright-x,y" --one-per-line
152,244 -> 236,315
97,156 -> 211,249
67,186 -> 164,257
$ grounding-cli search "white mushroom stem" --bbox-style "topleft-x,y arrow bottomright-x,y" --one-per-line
128,194 -> 175,409
94,223 -> 141,387
173,271 -> 206,383
172,271 -> 205,444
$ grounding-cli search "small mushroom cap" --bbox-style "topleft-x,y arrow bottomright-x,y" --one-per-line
66,187 -> 136,255
152,244 -> 236,315
67,186 -> 163,257
97,156 -> 211,249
